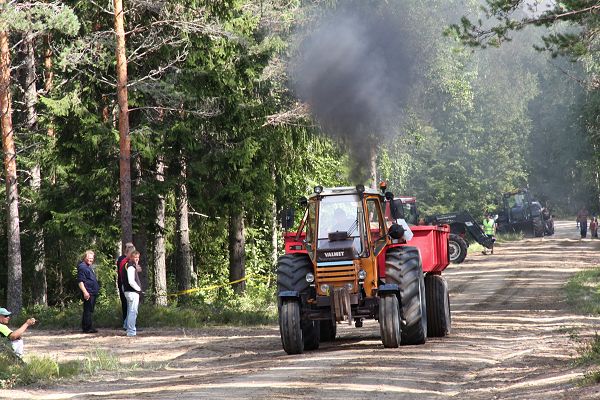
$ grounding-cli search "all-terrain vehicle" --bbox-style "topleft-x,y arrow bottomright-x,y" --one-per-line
277,184 -> 451,354
496,189 -> 554,237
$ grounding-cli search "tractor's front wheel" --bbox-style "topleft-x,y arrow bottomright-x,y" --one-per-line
449,234 -> 468,264
319,319 -> 337,342
379,294 -> 401,348
425,274 -> 451,337
277,253 -> 313,354
386,247 -> 427,345
279,300 -> 303,354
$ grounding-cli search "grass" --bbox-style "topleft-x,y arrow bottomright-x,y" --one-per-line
495,231 -> 524,242
0,346 -> 123,389
19,287 -> 278,331
565,268 -> 600,315
565,267 -> 600,385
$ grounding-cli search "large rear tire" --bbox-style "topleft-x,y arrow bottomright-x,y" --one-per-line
425,274 -> 451,337
319,319 -> 337,342
379,294 -> 401,348
385,247 -> 427,345
448,234 -> 468,264
277,254 -> 312,293
279,300 -> 303,354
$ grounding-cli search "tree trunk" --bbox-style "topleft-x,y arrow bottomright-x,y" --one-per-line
370,142 -> 377,189
228,209 -> 246,294
271,198 -> 278,268
175,154 -> 192,295
132,150 -> 148,301
114,0 -> 133,247
44,34 -> 56,188
24,30 -> 47,306
153,156 -> 167,306
44,34 -> 54,138
1,12 -> 23,312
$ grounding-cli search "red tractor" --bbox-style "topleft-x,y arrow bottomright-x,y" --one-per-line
277,183 -> 451,354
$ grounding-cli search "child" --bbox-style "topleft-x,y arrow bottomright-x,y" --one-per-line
591,217 -> 598,238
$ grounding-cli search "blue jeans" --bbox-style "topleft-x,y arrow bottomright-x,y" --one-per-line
124,291 -> 139,336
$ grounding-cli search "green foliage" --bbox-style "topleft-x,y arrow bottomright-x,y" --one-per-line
82,349 -> 120,374
565,267 -> 600,315
0,353 -> 82,389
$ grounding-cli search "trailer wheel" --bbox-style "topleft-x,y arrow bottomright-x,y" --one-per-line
448,234 -> 468,264
303,320 -> 320,350
319,320 -> 337,342
533,217 -> 544,237
379,294 -> 401,348
279,300 -> 303,354
386,247 -> 427,345
425,274 -> 451,337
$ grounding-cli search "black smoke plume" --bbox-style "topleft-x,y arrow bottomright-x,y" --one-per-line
291,5 -> 417,183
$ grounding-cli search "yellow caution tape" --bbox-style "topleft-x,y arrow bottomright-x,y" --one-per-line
166,273 -> 271,297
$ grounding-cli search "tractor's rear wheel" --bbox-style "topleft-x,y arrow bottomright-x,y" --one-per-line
319,319 -> 337,342
425,274 -> 451,337
379,294 -> 401,348
277,254 -> 312,293
385,247 -> 427,345
449,234 -> 468,264
279,300 -> 303,354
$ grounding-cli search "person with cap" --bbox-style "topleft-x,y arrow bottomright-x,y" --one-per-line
77,249 -> 100,333
0,307 -> 36,357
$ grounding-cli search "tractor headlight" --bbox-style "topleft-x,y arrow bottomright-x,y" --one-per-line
320,284 -> 330,294
345,282 -> 354,291
314,185 -> 323,194
358,269 -> 367,280
305,272 -> 315,283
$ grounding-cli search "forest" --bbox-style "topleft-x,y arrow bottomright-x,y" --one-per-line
0,0 -> 598,314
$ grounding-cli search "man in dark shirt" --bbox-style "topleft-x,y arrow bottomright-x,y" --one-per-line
77,250 -> 100,333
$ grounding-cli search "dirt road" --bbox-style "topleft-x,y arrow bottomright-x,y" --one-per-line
3,220 -> 600,399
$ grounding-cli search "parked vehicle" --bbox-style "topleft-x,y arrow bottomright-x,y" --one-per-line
496,189 -> 554,237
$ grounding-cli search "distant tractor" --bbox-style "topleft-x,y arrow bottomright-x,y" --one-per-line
396,197 -> 493,264
496,189 -> 554,237
277,184 -> 451,354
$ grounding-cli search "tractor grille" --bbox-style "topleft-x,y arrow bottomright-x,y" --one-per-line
316,264 -> 356,282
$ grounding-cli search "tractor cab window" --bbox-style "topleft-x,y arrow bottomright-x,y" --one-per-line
367,199 -> 385,242
317,194 -> 364,255
305,202 -> 316,249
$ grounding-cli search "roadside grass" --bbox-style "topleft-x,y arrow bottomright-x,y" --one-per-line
0,347 -> 125,389
565,267 -> 600,384
467,232 -> 522,255
18,286 -> 278,331
495,231 -> 524,243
